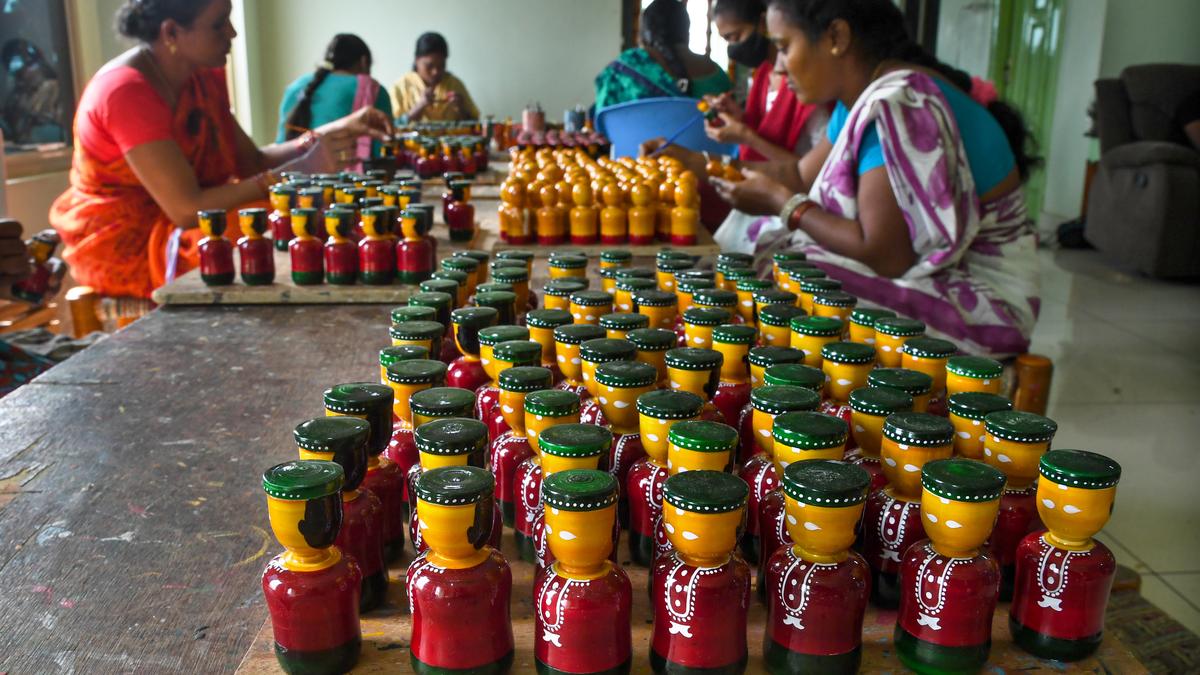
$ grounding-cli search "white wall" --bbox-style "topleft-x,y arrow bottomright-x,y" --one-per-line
1099,0 -> 1200,77
243,0 -> 623,144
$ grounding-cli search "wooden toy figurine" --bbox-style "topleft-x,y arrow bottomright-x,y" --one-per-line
323,210 -> 358,285
378,344 -> 431,385
895,458 -> 1006,674
513,389 -> 581,562
525,309 -> 574,382
474,325 -> 532,431
441,171 -> 465,223
288,207 -> 324,285
499,180 -> 532,244
535,470 -> 633,674
261,460 -> 362,675
627,327 -> 677,388
982,410 -> 1057,600
633,289 -> 679,332
847,387 -> 914,492
356,206 -> 395,285
536,184 -> 566,245
569,182 -> 599,244
1010,449 -> 1121,661
294,416 -> 387,612
628,390 -> 704,566
789,316 -> 843,368
656,173 -> 676,240
195,211 -> 234,287
670,181 -> 699,245
392,387 -> 477,482
593,360 -> 658,524
873,317 -> 926,369
765,460 -> 872,674
821,342 -> 877,406
407,418 -> 501,556
237,208 -> 275,285
947,392 -> 1012,460
446,306 -> 499,391
861,412 -> 954,608
847,307 -> 896,345
445,179 -> 476,242
628,182 -> 657,245
408,466 -> 514,673
599,182 -> 628,244
577,337 -> 636,427
553,323 -> 607,399
737,386 -> 820,564
268,183 -> 297,250
531,424 -> 615,570
869,367 -> 934,414
489,365 -> 553,527
652,470 -> 751,674
945,355 -> 1005,398
664,347 -> 726,424
396,208 -> 435,284
710,324 -> 757,431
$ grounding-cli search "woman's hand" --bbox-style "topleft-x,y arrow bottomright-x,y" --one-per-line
311,107 -> 393,168
638,138 -> 707,177
710,168 -> 794,216
705,113 -> 752,145
705,93 -> 742,120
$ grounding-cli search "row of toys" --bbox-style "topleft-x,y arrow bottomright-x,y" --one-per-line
498,149 -> 707,246
380,134 -> 491,179
196,171 -> 477,287
258,247 -> 1121,674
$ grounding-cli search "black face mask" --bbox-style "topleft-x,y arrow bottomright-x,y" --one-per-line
727,31 -> 769,68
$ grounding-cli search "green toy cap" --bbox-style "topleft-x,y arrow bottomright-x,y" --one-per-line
1039,449 -> 1121,489
541,469 -> 619,511
922,458 -> 1006,502
883,412 -> 955,446
263,460 -> 344,501
414,465 -> 493,505
782,459 -> 870,506
663,470 -> 748,513
537,424 -> 613,458
773,411 -> 848,449
414,418 -> 488,456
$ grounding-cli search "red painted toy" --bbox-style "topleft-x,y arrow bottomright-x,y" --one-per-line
323,210 -> 357,285
268,183 -> 296,251
237,208 -> 274,285
287,207 -> 324,285
357,206 -> 395,285
446,307 -> 497,392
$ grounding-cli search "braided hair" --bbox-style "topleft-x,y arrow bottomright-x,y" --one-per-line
284,33 -> 372,139
769,0 -> 1040,180
640,0 -> 692,93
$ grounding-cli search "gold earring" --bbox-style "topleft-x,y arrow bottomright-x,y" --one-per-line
831,47 -> 840,56
168,42 -> 177,54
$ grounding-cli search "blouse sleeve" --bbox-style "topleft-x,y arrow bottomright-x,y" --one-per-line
99,72 -> 174,154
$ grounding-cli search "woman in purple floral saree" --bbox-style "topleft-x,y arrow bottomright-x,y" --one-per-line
709,0 -> 1040,358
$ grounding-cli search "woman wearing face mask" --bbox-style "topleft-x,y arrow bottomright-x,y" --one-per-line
710,0 -> 1041,358
390,32 -> 479,122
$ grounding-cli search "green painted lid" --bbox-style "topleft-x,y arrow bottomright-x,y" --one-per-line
752,289 -> 797,306
782,459 -> 870,506
537,423 -> 613,458
389,320 -> 445,342
712,324 -> 757,345
790,315 -> 843,337
787,266 -> 827,281
385,359 -> 447,385
414,418 -> 488,456
665,347 -> 723,371
632,289 -> 677,308
498,365 -> 553,392
454,249 -> 490,267
777,260 -> 817,274
821,341 -> 876,365
553,323 -> 606,345
946,355 -> 1004,379
773,251 -> 807,264
722,267 -> 756,283
1039,449 -> 1122,489
474,282 -> 514,296
440,256 -> 478,273
984,410 -> 1058,443
524,389 -> 581,417
599,267 -> 619,281
579,338 -> 636,363
548,254 -> 588,269
615,266 -> 656,280
616,277 -> 658,293
882,412 -> 954,446
683,307 -> 731,327
490,266 -> 529,283
293,416 -> 370,457
675,269 -> 716,283
379,344 -> 430,367
410,387 -> 476,418
626,327 -> 677,351
263,460 -> 344,501
432,269 -> 468,286
323,382 -> 393,415
270,183 -> 298,196
414,465 -> 493,505
663,470 -> 748,513
869,368 -> 933,396
813,290 -> 857,308
595,360 -> 658,388
550,249 -> 589,260
763,363 -> 825,391
542,469 -> 619,511
656,249 -> 694,263
496,249 -> 535,263
490,258 -> 526,274
601,250 -> 632,264
543,278 -> 589,297
450,306 -> 498,327
759,304 -> 806,328
676,277 -> 716,293
874,317 -> 926,337
748,346 -> 805,368
492,340 -> 542,365
850,307 -> 897,327
668,420 -> 739,452
692,288 -> 738,308
849,387 -> 914,416
922,458 -> 1006,502
474,290 -> 517,314
901,337 -> 958,359
773,411 -> 848,449
717,252 -> 754,268
599,313 -> 650,331
391,305 -> 437,324
656,257 -> 693,273
751,385 -> 821,415
526,308 -> 574,329
735,278 -> 773,293
420,278 -> 461,296
409,291 -> 454,322
799,278 -> 842,294
946,392 -> 1012,420
636,389 -> 704,419
569,290 -> 614,307
478,325 -> 529,347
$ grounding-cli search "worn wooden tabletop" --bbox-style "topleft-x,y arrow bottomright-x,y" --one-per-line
0,304 -> 388,672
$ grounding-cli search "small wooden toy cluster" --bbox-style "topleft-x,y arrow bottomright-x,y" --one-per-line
259,247 -> 1122,674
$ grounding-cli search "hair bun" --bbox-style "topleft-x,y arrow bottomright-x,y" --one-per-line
115,0 -> 207,44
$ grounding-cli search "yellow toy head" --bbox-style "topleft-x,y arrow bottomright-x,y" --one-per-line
414,465 -> 496,567
662,470 -> 748,565
263,459 -> 344,571
542,469 -> 619,576
920,458 -> 1006,557
782,459 -> 871,562
1036,449 -> 1121,550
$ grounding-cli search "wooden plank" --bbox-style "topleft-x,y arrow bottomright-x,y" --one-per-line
236,532 -> 1144,674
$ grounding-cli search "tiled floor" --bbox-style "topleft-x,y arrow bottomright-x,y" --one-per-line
1031,248 -> 1200,635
